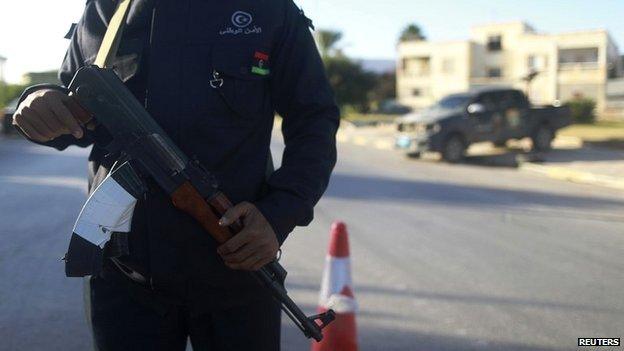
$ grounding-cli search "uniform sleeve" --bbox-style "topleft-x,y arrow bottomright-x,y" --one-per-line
17,8 -> 97,151
254,1 -> 340,244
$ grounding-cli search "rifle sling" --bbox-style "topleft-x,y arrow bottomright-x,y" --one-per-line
94,0 -> 133,68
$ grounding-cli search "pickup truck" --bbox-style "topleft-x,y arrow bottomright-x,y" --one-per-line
396,88 -> 571,162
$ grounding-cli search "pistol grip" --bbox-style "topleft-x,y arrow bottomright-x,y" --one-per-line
64,95 -> 94,127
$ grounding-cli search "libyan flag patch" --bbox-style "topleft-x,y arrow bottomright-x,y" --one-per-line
252,51 -> 270,76
251,66 -> 270,76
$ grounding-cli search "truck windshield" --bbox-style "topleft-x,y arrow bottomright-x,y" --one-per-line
437,94 -> 471,109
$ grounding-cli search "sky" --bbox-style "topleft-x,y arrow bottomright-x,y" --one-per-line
0,0 -> 622,83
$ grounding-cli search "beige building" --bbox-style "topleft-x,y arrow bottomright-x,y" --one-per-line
397,22 -> 624,119
0,55 -> 6,83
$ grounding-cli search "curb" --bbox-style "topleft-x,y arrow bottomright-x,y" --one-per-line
336,127 -> 395,151
336,124 -> 624,191
519,163 -> 624,191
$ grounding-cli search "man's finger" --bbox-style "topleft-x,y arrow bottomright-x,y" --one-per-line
23,107 -> 58,139
219,202 -> 251,226
217,228 -> 253,255
227,254 -> 263,271
37,106 -> 67,135
48,96 -> 83,138
222,243 -> 257,264
15,115 -> 48,141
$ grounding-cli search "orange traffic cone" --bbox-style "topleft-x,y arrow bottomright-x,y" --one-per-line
312,221 -> 358,351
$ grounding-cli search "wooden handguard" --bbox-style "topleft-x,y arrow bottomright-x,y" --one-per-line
171,182 -> 243,244
207,192 -> 244,234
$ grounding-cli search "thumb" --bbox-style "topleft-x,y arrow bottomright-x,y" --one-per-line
219,202 -> 252,226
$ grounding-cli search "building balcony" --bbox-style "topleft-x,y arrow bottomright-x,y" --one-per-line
558,62 -> 600,70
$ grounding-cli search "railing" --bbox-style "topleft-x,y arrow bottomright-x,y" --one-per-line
558,62 -> 600,70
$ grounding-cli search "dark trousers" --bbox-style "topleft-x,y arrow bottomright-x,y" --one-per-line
85,275 -> 281,351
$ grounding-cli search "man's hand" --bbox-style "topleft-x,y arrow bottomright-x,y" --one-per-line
217,202 -> 279,271
13,89 -> 84,142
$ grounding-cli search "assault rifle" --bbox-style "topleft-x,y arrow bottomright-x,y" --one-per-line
63,66 -> 335,341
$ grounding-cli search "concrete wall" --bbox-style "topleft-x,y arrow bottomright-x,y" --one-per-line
0,57 -> 6,83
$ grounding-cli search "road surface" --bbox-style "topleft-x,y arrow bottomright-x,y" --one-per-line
1,134 -> 622,350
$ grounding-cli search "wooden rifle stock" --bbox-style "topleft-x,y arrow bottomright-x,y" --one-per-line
65,96 -> 241,244
62,65 -> 334,341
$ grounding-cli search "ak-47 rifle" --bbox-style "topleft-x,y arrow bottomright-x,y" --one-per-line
63,66 -> 335,341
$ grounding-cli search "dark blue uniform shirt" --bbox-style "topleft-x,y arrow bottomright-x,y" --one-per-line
40,0 -> 338,311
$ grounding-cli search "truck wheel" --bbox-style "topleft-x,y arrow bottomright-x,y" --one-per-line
442,135 -> 466,163
531,125 -> 553,152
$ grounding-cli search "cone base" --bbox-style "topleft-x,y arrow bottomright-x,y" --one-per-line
311,307 -> 358,351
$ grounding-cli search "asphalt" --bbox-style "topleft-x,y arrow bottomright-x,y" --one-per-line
1,134 -> 623,351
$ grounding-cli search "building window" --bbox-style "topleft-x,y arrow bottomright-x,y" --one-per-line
528,55 -> 536,71
487,35 -> 502,52
402,57 -> 431,77
442,58 -> 455,74
412,88 -> 421,96
487,67 -> 502,78
527,55 -> 546,72
558,47 -> 598,64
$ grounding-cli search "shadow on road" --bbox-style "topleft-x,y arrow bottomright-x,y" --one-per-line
584,138 -> 624,150
325,173 -> 624,211
416,147 -> 623,168
282,321 -> 565,351
285,281 -> 624,316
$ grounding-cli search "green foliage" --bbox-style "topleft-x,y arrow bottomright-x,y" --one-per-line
316,29 -> 378,113
316,30 -> 343,59
0,82 -> 25,109
566,97 -> 596,124
316,29 -> 398,113
22,70 -> 60,86
399,24 -> 426,42
324,56 -> 377,113
368,72 -> 396,110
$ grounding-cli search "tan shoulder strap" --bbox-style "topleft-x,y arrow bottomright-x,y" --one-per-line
94,0 -> 133,68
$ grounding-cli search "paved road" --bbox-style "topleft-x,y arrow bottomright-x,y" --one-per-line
1,135 -> 623,350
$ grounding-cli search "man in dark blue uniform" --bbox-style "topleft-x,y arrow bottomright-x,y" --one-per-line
13,0 -> 339,350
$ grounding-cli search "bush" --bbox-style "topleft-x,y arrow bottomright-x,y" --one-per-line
566,97 -> 596,124
324,56 -> 377,113
0,83 -> 26,109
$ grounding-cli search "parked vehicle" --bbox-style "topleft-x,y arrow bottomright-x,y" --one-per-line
396,88 -> 571,162
377,99 -> 412,115
1,98 -> 19,135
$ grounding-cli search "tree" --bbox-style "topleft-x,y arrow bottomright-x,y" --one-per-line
315,29 -> 378,112
0,82 -> 25,109
324,56 -> 377,113
316,30 -> 343,58
399,24 -> 426,42
368,72 -> 396,108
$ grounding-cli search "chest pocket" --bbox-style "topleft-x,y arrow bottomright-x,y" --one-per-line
209,44 -> 271,125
